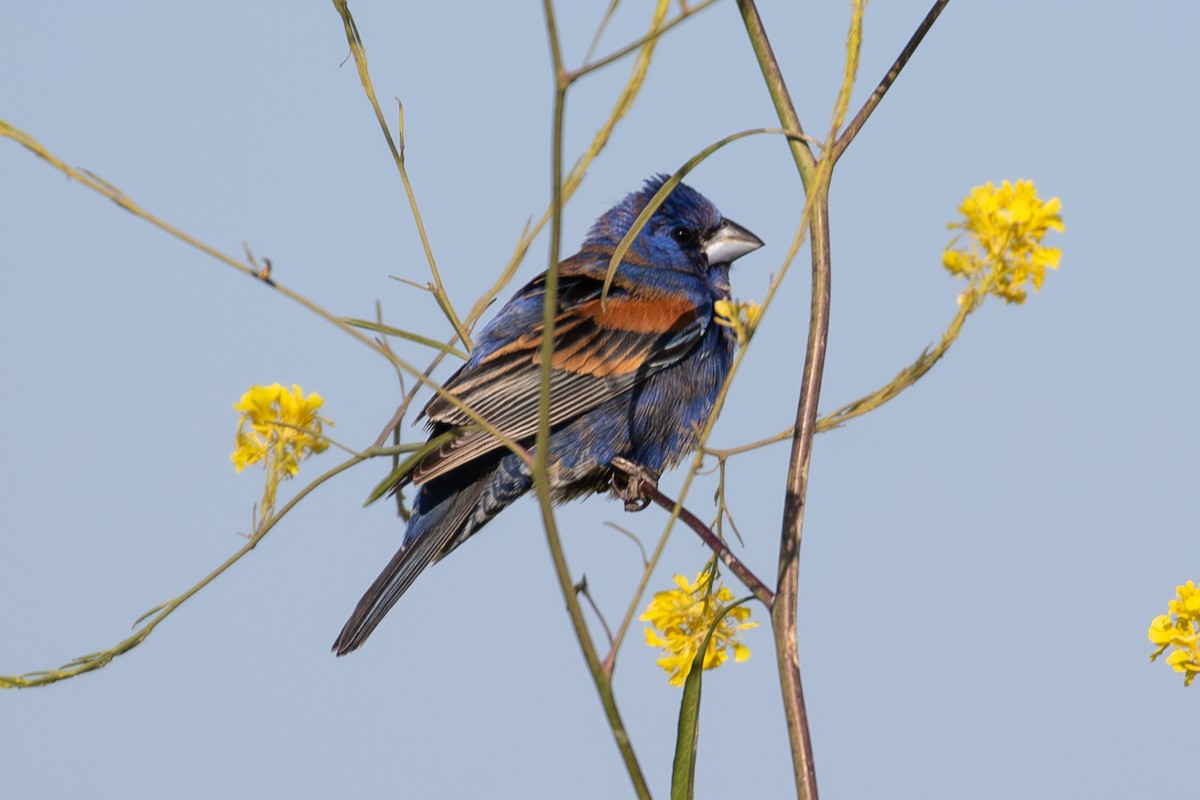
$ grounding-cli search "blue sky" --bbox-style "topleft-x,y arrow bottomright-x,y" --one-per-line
3,2 -> 1198,797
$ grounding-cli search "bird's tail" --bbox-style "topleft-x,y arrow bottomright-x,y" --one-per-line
332,478 -> 487,656
333,459 -> 528,655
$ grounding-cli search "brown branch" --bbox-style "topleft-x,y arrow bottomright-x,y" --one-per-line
736,3 -> 947,795
735,1 -> 824,796
640,484 -> 775,608
831,0 -> 949,164
775,193 -> 829,800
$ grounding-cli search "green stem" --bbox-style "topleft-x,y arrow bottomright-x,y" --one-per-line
818,282 -> 981,430
535,3 -> 650,797
572,0 -> 723,78
331,0 -> 471,352
2,454 -> 366,689
734,1 -> 816,183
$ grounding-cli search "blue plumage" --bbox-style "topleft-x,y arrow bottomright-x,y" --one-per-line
334,176 -> 762,654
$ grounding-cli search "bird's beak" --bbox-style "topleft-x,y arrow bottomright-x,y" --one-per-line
702,218 -> 764,266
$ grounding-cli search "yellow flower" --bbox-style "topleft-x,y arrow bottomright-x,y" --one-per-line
713,298 -> 763,345
943,179 -> 1064,304
640,569 -> 757,686
1148,580 -> 1200,686
232,384 -> 331,521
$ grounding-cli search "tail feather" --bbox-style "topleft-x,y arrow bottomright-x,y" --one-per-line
332,478 -> 488,656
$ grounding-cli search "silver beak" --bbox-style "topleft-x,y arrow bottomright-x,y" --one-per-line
702,218 -> 764,266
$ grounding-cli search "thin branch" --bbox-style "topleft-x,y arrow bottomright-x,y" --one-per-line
817,279 -> 981,431
735,0 -> 816,182
583,0 -> 623,65
773,192 -> 827,800
603,522 -> 651,567
576,577 -> 617,647
706,429 -> 792,459
331,0 -> 472,352
0,123 -> 385,353
832,0 -> 950,164
572,0 -> 723,78
641,484 -> 774,607
2,452 -> 368,688
735,0 -> 867,796
531,4 -> 655,798
707,279 -> 982,452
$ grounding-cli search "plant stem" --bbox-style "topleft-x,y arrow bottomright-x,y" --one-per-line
734,1 -> 816,182
640,483 -> 774,607
774,189 -> 830,800
832,0 -> 950,164
735,3 -> 947,797
734,2 -> 825,796
534,3 -> 651,796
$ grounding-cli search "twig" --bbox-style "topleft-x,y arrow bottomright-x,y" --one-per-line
530,4 -> 659,798
332,0 -> 472,352
576,576 -> 617,647
641,484 -> 774,607
735,1 -> 863,797
832,0 -> 950,164
2,453 -> 368,688
572,0 -> 723,78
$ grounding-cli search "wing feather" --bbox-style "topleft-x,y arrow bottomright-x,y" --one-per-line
408,273 -> 704,486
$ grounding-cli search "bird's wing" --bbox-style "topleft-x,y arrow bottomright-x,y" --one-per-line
410,271 -> 705,485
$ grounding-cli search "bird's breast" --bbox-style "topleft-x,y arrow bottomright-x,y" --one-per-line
627,324 -> 734,471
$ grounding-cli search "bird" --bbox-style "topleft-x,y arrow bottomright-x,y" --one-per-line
333,175 -> 763,655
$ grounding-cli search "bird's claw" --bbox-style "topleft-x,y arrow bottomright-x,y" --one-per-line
610,457 -> 660,513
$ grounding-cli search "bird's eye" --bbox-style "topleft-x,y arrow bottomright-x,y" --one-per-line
671,226 -> 696,245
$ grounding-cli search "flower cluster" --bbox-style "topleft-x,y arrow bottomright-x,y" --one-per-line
713,298 -> 763,345
232,384 -> 331,520
641,569 -> 757,686
942,179 -> 1064,304
1149,580 -> 1200,686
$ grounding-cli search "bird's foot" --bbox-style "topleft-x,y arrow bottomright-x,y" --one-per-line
610,457 -> 661,512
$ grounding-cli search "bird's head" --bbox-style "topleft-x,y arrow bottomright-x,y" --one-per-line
586,175 -> 763,277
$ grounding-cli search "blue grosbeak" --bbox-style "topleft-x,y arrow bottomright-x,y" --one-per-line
334,175 -> 762,654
